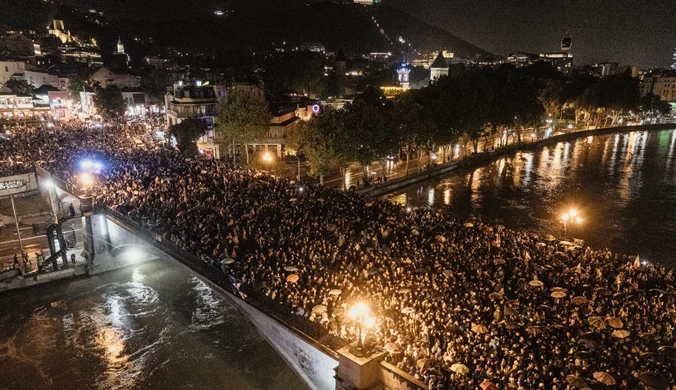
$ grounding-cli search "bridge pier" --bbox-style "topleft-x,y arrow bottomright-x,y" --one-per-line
335,346 -> 386,390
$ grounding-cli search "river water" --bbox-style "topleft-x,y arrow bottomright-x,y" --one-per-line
0,261 -> 307,390
385,128 -> 676,267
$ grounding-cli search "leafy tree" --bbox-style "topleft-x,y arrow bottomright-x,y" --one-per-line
140,68 -> 171,105
343,100 -> 393,179
288,111 -> 344,185
3,79 -> 33,96
216,88 -> 271,165
169,119 -> 207,155
638,93 -> 672,118
68,74 -> 90,103
261,51 -> 325,97
93,85 -> 126,120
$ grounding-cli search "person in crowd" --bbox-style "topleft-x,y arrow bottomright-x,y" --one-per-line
1,117 -> 673,389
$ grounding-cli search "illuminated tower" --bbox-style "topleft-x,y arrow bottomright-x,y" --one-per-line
672,48 -> 676,70
561,29 -> 572,51
116,37 -> 125,54
397,59 -> 410,90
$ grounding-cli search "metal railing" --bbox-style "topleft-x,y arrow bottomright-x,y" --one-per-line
104,207 -> 347,352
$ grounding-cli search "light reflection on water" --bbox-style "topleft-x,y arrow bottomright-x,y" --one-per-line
0,261 -> 307,390
385,129 -> 676,266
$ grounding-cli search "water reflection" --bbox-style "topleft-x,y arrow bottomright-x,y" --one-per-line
386,129 -> 676,266
0,261 -> 307,390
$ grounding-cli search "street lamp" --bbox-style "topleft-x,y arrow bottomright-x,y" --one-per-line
560,208 -> 582,236
348,301 -> 375,358
262,152 -> 273,163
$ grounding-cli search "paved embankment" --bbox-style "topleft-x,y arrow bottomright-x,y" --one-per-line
358,123 -> 676,198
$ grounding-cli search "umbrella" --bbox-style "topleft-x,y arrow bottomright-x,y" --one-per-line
588,316 -> 606,330
658,346 -> 676,360
289,198 -> 297,202
579,331 -> 601,341
471,324 -> 488,334
550,287 -> 567,292
504,307 -> 519,317
489,292 -> 503,300
525,326 -> 542,335
551,291 -> 567,299
416,358 -> 429,370
638,372 -> 668,390
286,274 -> 299,283
577,338 -> 597,348
312,305 -> 327,314
384,343 -> 401,354
606,317 -> 624,329
284,266 -> 299,272
224,258 -> 236,265
611,329 -> 630,339
544,234 -> 556,241
450,363 -> 469,374
595,287 -> 612,296
529,280 -> 544,287
480,380 -> 498,390
365,202 -> 373,207
593,372 -> 616,385
435,235 -> 447,242
536,242 -> 547,248
317,198 -> 325,202
640,352 -> 664,363
463,222 -> 474,227
401,307 -> 415,314
503,321 -> 519,330
442,270 -> 452,277
494,258 -> 506,265
398,288 -> 411,294
572,296 -> 588,305
329,289 -> 342,296
411,229 -> 420,236
566,375 -> 589,389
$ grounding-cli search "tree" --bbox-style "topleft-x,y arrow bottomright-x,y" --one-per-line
638,93 -> 672,119
68,74 -> 89,103
140,68 -> 171,105
93,85 -> 126,120
3,79 -> 33,96
169,119 -> 207,155
216,88 -> 271,165
288,111 -> 345,185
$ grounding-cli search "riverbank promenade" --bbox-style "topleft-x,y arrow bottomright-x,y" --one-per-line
1,120 -> 675,390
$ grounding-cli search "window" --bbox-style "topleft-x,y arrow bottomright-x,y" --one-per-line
4,66 -> 8,72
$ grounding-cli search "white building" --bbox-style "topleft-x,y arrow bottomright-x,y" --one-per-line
90,67 -> 140,88
0,61 -> 26,86
429,51 -> 449,81
11,70 -> 59,89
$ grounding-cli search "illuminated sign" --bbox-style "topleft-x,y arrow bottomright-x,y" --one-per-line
312,104 -> 321,114
0,180 -> 25,191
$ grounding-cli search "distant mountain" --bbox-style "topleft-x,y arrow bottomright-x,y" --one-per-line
131,3 -> 490,58
2,1 -> 489,60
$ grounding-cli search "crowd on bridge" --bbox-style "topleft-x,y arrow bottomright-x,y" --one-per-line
2,119 -> 675,389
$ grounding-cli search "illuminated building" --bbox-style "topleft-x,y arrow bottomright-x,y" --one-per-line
397,62 -> 411,90
429,51 -> 449,81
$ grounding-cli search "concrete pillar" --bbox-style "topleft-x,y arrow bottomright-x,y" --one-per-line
82,214 -> 95,269
334,345 -> 385,390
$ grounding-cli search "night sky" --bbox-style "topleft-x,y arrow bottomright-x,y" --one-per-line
392,0 -> 676,68
68,0 -> 676,68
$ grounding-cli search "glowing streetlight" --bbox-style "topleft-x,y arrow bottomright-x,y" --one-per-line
560,209 -> 582,236
80,173 -> 94,188
262,152 -> 273,163
348,301 -> 375,358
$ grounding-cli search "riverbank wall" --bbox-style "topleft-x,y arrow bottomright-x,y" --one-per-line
358,123 -> 676,198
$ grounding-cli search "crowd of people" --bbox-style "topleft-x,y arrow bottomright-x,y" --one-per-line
2,119 -> 675,389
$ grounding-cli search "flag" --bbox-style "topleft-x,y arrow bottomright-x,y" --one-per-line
633,255 -> 640,269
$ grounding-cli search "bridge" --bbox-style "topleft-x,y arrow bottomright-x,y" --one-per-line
34,166 -> 426,390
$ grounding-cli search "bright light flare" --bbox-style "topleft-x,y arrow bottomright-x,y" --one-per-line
79,173 -> 94,186
348,302 -> 372,322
